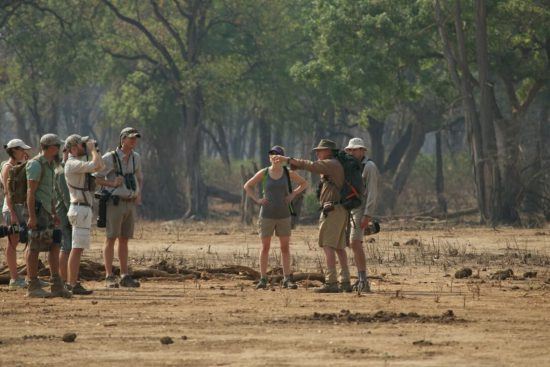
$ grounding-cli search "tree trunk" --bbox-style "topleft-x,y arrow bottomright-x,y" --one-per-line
183,89 -> 208,218
258,111 -> 271,167
367,115 -> 384,170
435,130 -> 447,213
383,123 -> 412,175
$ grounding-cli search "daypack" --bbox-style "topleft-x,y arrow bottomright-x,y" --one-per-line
7,157 -> 46,205
334,150 -> 365,211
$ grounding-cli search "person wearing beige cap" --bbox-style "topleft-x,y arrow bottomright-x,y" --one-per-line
344,137 -> 380,293
95,127 -> 143,288
26,133 -> 72,298
1,139 -> 32,290
274,139 -> 352,293
63,134 -> 105,295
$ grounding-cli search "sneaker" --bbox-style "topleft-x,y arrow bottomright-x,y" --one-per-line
352,279 -> 371,294
105,274 -> 119,288
9,277 -> 27,290
25,278 -> 49,288
69,282 -> 93,295
314,283 -> 340,293
339,281 -> 353,293
282,277 -> 298,290
26,279 -> 52,298
255,277 -> 268,289
119,275 -> 140,288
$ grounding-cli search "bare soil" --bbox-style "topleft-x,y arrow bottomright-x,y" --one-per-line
1,221 -> 550,366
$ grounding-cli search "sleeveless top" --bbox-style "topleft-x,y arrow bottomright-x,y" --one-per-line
259,168 -> 291,219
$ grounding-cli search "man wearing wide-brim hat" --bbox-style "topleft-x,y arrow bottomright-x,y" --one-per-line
273,139 -> 351,293
344,137 -> 380,293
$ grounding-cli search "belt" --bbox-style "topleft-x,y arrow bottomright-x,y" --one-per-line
71,202 -> 91,207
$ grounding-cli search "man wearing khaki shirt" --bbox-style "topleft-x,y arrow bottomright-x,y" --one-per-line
95,127 -> 143,288
345,138 -> 380,293
276,139 -> 351,293
64,135 -> 104,295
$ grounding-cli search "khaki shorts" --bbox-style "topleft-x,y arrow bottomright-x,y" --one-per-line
258,217 -> 291,238
67,205 -> 92,250
106,199 -> 136,239
2,204 -> 27,225
349,205 -> 365,243
318,204 -> 348,249
29,206 -> 59,252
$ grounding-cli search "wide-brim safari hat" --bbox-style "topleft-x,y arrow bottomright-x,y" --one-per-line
312,139 -> 338,151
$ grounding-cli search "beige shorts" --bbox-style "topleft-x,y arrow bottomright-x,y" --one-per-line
349,205 -> 366,243
106,199 -> 136,239
318,204 -> 348,249
258,217 -> 291,238
67,205 -> 92,250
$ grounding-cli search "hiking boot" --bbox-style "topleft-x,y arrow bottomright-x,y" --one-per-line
119,275 -> 140,288
352,279 -> 371,294
26,279 -> 52,298
50,276 -> 72,298
105,274 -> 119,288
9,277 -> 27,290
26,278 -> 49,288
314,283 -> 340,293
282,277 -> 298,290
339,281 -> 353,293
68,282 -> 93,295
255,277 -> 268,289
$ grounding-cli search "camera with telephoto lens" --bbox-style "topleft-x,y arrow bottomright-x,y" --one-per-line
0,222 -> 29,243
94,189 -> 111,228
363,220 -> 381,236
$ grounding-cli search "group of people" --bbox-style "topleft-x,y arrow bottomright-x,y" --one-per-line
2,129 -> 378,297
0,127 -> 143,297
245,137 -> 379,293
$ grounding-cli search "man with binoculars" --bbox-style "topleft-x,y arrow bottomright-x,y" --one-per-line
63,134 -> 105,295
95,127 -> 143,288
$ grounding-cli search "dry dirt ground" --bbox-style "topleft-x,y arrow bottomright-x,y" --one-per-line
1,220 -> 550,366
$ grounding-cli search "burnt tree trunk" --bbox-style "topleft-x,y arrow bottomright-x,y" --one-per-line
367,115 -> 384,170
258,111 -> 271,167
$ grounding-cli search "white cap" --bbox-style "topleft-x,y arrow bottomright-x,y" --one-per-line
344,137 -> 367,150
4,139 -> 31,150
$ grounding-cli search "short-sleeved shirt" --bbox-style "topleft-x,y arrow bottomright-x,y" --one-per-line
94,148 -> 141,199
26,155 -> 56,214
65,155 -> 100,204
54,165 -> 71,212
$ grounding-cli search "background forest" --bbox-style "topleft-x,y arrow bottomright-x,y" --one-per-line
0,0 -> 548,225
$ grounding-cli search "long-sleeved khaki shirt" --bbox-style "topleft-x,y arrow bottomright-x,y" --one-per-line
361,156 -> 380,216
291,158 -> 344,204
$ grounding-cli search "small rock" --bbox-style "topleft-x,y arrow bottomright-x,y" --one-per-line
181,336 -> 188,340
160,337 -> 174,345
455,267 -> 473,279
103,321 -> 117,327
523,271 -> 537,279
91,301 -> 98,305
62,333 -> 77,343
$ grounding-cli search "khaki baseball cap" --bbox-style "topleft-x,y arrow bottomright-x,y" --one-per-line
4,139 -> 31,150
64,134 -> 83,151
40,134 -> 63,147
120,127 -> 141,139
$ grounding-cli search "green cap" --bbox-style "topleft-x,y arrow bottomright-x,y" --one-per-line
40,134 -> 63,147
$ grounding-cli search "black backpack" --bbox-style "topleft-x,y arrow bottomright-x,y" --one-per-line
334,150 -> 364,210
